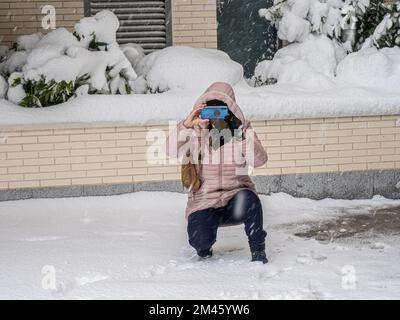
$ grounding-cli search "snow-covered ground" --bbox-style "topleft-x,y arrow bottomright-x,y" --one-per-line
1,191 -> 400,300
1,82 -> 400,127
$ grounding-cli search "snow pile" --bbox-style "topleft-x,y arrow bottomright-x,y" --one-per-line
35,28 -> 80,50
1,83 -> 400,127
16,32 -> 42,51
253,38 -> 400,90
136,46 -> 244,92
120,43 -> 145,69
253,35 -> 340,88
1,51 -> 28,74
336,46 -> 400,91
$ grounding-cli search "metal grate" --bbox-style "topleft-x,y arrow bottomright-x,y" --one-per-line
85,0 -> 171,53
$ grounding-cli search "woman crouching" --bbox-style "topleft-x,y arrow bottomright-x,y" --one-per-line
166,82 -> 269,263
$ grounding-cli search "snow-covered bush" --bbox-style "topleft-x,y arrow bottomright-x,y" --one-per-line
253,0 -> 400,88
136,46 -> 244,92
12,75 -> 90,108
259,0 -> 369,43
356,0 -> 400,49
0,10 -> 143,107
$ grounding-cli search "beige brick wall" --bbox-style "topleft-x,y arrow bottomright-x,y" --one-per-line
171,0 -> 217,48
1,0 -> 218,49
1,114 -> 399,190
0,0 -> 84,46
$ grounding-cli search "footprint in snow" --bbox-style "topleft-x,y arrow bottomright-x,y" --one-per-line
48,272 -> 109,297
256,265 -> 280,280
296,252 -> 327,265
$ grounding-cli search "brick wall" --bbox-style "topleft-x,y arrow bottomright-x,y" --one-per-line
171,0 -> 217,48
1,114 -> 399,191
0,0 -> 84,46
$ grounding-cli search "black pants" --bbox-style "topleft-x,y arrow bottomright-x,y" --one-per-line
187,189 -> 267,253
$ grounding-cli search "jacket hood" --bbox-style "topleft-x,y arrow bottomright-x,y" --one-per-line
193,82 -> 245,124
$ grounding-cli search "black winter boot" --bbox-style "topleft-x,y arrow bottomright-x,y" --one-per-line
251,250 -> 268,264
197,248 -> 213,258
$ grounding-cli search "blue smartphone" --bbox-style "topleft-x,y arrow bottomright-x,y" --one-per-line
200,106 -> 229,119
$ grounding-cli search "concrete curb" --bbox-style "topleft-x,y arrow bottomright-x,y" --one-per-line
1,169 -> 399,201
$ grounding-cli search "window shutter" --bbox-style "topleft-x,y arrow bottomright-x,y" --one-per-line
86,0 -> 170,53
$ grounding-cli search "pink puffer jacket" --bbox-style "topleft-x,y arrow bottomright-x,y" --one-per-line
166,82 -> 268,218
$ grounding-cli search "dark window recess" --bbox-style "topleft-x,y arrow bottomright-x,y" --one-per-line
217,0 -> 277,78
85,0 -> 171,53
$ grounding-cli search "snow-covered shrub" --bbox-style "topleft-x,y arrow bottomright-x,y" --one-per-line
24,44 -> 136,92
251,34 -> 339,88
11,74 -> 90,108
336,46 -> 400,90
253,0 -> 400,88
356,0 -> 400,50
259,0 -> 369,43
0,10 -> 143,107
136,46 -> 243,92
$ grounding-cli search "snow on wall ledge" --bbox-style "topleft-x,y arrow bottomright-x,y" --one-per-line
0,114 -> 399,191
1,83 -> 400,127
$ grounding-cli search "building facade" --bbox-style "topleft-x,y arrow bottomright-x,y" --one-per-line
0,0 -> 277,77
0,1 -> 218,50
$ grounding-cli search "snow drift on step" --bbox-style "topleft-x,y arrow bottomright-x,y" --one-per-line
136,45 -> 244,92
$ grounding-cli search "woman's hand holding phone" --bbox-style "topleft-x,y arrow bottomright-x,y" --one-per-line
183,103 -> 209,129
